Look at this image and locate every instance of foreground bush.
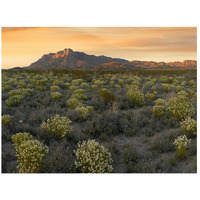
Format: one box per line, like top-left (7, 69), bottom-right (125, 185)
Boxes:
top-left (173, 135), bottom-right (191, 159)
top-left (99, 88), bottom-right (115, 101)
top-left (2, 114), bottom-right (11, 126)
top-left (11, 132), bottom-right (48, 173)
top-left (74, 139), bottom-right (113, 173)
top-left (166, 96), bottom-right (195, 120)
top-left (41, 114), bottom-right (73, 138)
top-left (181, 117), bottom-right (197, 136)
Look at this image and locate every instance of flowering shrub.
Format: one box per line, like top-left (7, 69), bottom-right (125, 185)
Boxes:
top-left (166, 96), bottom-right (195, 120)
top-left (74, 89), bottom-right (85, 94)
top-left (173, 135), bottom-right (191, 159)
top-left (67, 98), bottom-right (83, 109)
top-left (75, 106), bottom-right (94, 119)
top-left (71, 93), bottom-right (87, 100)
top-left (181, 117), bottom-right (197, 136)
top-left (12, 132), bottom-right (49, 173)
top-left (51, 92), bottom-right (62, 100)
top-left (153, 105), bottom-right (165, 117)
top-left (176, 86), bottom-right (184, 93)
top-left (126, 89), bottom-right (144, 106)
top-left (6, 95), bottom-right (24, 106)
top-left (155, 98), bottom-right (165, 106)
top-left (74, 139), bottom-right (113, 173)
top-left (115, 85), bottom-right (121, 89)
top-left (161, 84), bottom-right (171, 92)
top-left (69, 85), bottom-right (77, 91)
top-left (2, 114), bottom-right (11, 126)
top-left (80, 82), bottom-right (89, 88)
top-left (145, 91), bottom-right (157, 100)
top-left (92, 84), bottom-right (98, 89)
top-left (41, 114), bottom-right (73, 138)
top-left (50, 86), bottom-right (60, 91)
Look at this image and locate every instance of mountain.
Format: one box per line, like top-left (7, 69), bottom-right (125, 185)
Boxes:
top-left (28, 48), bottom-right (128, 69)
top-left (26, 48), bottom-right (197, 70)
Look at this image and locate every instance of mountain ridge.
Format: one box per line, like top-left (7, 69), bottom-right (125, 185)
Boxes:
top-left (24, 48), bottom-right (197, 70)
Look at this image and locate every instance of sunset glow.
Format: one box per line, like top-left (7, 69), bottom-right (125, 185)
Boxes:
top-left (2, 27), bottom-right (197, 69)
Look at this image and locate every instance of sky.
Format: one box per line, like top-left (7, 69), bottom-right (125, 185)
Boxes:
top-left (1, 27), bottom-right (197, 69)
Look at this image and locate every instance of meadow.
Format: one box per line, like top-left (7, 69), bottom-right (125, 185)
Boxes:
top-left (1, 69), bottom-right (197, 173)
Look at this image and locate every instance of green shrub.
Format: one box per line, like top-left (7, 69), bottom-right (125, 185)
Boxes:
top-left (41, 114), bottom-right (73, 138)
top-left (145, 92), bottom-right (157, 100)
top-left (166, 96), bottom-right (195, 120)
top-left (127, 89), bottom-right (144, 106)
top-left (69, 85), bottom-right (77, 91)
top-left (50, 85), bottom-right (60, 91)
top-left (12, 132), bottom-right (48, 173)
top-left (155, 98), bottom-right (165, 106)
top-left (2, 114), bottom-right (11, 126)
top-left (176, 86), bottom-right (184, 93)
top-left (71, 93), bottom-right (87, 100)
top-left (161, 84), bottom-right (171, 92)
top-left (75, 106), bottom-right (94, 119)
top-left (5, 95), bottom-right (24, 106)
top-left (80, 82), bottom-right (89, 88)
top-left (65, 82), bottom-right (70, 88)
top-left (173, 135), bottom-right (191, 159)
top-left (115, 85), bottom-right (121, 89)
top-left (51, 92), bottom-right (62, 100)
top-left (99, 88), bottom-right (115, 101)
top-left (151, 86), bottom-right (156, 92)
top-left (67, 98), bottom-right (83, 109)
top-left (189, 80), bottom-right (195, 87)
top-left (74, 89), bottom-right (85, 94)
top-left (74, 139), bottom-right (113, 173)
top-left (153, 105), bottom-right (165, 117)
top-left (92, 84), bottom-right (98, 89)
top-left (181, 117), bottom-right (197, 136)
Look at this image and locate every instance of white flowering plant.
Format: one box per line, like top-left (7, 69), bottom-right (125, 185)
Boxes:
top-left (166, 96), bottom-right (195, 120)
top-left (11, 132), bottom-right (49, 173)
top-left (41, 114), bottom-right (73, 138)
top-left (181, 117), bottom-right (197, 136)
top-left (173, 135), bottom-right (191, 159)
top-left (74, 139), bottom-right (113, 173)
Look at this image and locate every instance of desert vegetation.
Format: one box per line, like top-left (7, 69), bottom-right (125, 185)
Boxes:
top-left (1, 69), bottom-right (197, 173)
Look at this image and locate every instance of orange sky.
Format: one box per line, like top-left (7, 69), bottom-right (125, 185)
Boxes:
top-left (1, 27), bottom-right (197, 69)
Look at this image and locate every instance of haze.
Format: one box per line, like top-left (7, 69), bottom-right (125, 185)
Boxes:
top-left (1, 27), bottom-right (197, 69)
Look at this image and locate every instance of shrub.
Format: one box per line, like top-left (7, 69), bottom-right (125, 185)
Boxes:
top-left (145, 92), bottom-right (157, 100)
top-left (12, 133), bottom-right (49, 173)
top-left (177, 90), bottom-right (188, 99)
top-left (72, 79), bottom-right (83, 86)
top-left (189, 80), bottom-right (195, 87)
top-left (75, 106), bottom-right (94, 119)
top-left (115, 85), bottom-right (121, 89)
top-left (92, 84), bottom-right (98, 89)
top-left (161, 84), bottom-right (171, 92)
top-left (74, 139), bottom-right (113, 173)
top-left (173, 135), bottom-right (191, 159)
top-left (151, 86), bottom-right (156, 92)
top-left (153, 105), bottom-right (165, 117)
top-left (67, 98), bottom-right (83, 109)
top-left (71, 93), bottom-right (87, 100)
top-left (99, 88), bottom-right (115, 101)
top-left (155, 98), bottom-right (165, 106)
top-left (181, 117), bottom-right (197, 136)
top-left (176, 86), bottom-right (184, 93)
top-left (166, 96), bottom-right (195, 120)
top-left (41, 114), bottom-right (73, 138)
top-left (69, 85), bottom-right (77, 91)
top-left (80, 82), bottom-right (89, 88)
top-left (51, 92), bottom-right (62, 100)
top-left (5, 95), bottom-right (24, 106)
top-left (127, 89), bottom-right (144, 106)
top-left (74, 89), bottom-right (85, 94)
top-left (2, 114), bottom-right (11, 126)
top-left (50, 86), bottom-right (60, 91)
top-left (65, 82), bottom-right (70, 88)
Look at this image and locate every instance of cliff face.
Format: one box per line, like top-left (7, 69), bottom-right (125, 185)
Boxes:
top-left (27, 48), bottom-right (197, 70)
